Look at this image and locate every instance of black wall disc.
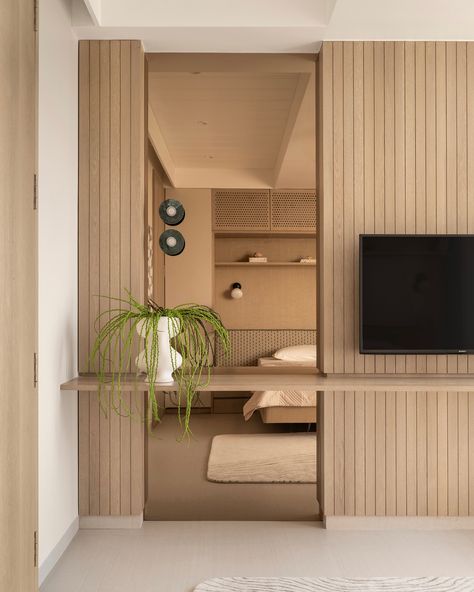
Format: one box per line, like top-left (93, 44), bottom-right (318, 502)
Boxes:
top-left (159, 229), bottom-right (185, 256)
top-left (159, 199), bottom-right (185, 226)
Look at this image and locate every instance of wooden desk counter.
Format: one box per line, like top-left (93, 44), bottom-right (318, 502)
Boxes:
top-left (61, 372), bottom-right (474, 393)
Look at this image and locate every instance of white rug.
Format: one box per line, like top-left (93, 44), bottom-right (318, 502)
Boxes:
top-left (207, 433), bottom-right (316, 483)
top-left (195, 577), bottom-right (474, 592)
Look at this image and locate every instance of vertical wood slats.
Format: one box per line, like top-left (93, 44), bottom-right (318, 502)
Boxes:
top-left (78, 41), bottom-right (145, 517)
top-left (319, 41), bottom-right (474, 375)
top-left (321, 391), bottom-right (474, 517)
top-left (318, 42), bottom-right (474, 517)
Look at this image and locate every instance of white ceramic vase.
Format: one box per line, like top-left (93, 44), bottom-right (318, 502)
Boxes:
top-left (135, 316), bottom-right (182, 384)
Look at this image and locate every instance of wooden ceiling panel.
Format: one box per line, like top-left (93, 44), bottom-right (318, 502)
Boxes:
top-left (147, 56), bottom-right (315, 188)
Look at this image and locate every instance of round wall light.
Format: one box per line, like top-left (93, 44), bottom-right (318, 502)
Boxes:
top-left (159, 199), bottom-right (185, 226)
top-left (159, 229), bottom-right (185, 256)
top-left (230, 282), bottom-right (243, 299)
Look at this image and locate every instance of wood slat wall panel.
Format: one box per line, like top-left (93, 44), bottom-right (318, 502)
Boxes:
top-left (321, 392), bottom-right (474, 517)
top-left (78, 40), bottom-right (146, 517)
top-left (318, 42), bottom-right (474, 517)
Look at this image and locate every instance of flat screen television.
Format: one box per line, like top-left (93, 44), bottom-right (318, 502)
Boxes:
top-left (359, 235), bottom-right (474, 354)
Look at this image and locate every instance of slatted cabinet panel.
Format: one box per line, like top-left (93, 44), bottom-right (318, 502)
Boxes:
top-left (319, 391), bottom-right (474, 517)
top-left (318, 42), bottom-right (474, 518)
top-left (78, 41), bottom-right (146, 517)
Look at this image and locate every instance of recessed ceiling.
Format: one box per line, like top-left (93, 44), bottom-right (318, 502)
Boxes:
top-left (147, 55), bottom-right (315, 189)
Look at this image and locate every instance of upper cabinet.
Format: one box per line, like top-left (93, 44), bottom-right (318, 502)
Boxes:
top-left (212, 189), bottom-right (316, 234)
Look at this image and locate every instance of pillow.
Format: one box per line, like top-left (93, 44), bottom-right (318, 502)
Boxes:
top-left (273, 344), bottom-right (317, 363)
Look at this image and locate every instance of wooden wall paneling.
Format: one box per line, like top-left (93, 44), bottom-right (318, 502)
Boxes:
top-left (333, 43), bottom-right (344, 373)
top-left (457, 43), bottom-right (468, 373)
top-left (119, 40), bottom-right (132, 516)
top-left (99, 40), bottom-right (111, 516)
top-left (395, 391), bottom-right (407, 515)
top-left (437, 391), bottom-right (448, 515)
top-left (404, 42), bottom-right (417, 373)
top-left (384, 42), bottom-right (396, 374)
top-left (364, 391), bottom-right (376, 515)
top-left (343, 43), bottom-right (355, 374)
top-left (394, 43), bottom-right (407, 374)
top-left (88, 40), bottom-right (101, 516)
top-left (468, 45), bottom-right (474, 374)
top-left (343, 391), bottom-right (355, 515)
top-left (353, 42), bottom-right (365, 375)
top-left (416, 391), bottom-right (428, 515)
top-left (425, 42), bottom-right (437, 374)
top-left (427, 390), bottom-right (438, 515)
top-left (318, 42), bottom-right (474, 518)
top-left (363, 42), bottom-right (375, 374)
top-left (78, 40), bottom-right (146, 517)
top-left (130, 39), bottom-right (146, 516)
top-left (78, 40), bottom-right (91, 517)
top-left (435, 44), bottom-right (449, 373)
top-left (321, 42), bottom-right (334, 374)
top-left (109, 40), bottom-right (122, 515)
top-left (374, 391), bottom-right (386, 515)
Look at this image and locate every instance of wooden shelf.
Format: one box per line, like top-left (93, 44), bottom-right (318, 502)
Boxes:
top-left (215, 262), bottom-right (316, 267)
top-left (61, 373), bottom-right (474, 393)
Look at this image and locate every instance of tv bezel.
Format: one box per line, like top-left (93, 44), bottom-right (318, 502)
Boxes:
top-left (359, 233), bottom-right (474, 355)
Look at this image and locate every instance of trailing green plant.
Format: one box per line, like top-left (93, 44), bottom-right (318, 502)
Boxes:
top-left (90, 291), bottom-right (230, 438)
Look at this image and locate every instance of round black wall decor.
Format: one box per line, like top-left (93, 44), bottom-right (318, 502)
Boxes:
top-left (159, 229), bottom-right (185, 256)
top-left (159, 199), bottom-right (185, 226)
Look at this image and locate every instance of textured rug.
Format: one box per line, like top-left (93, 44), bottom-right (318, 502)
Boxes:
top-left (207, 433), bottom-right (316, 483)
top-left (194, 577), bottom-right (474, 592)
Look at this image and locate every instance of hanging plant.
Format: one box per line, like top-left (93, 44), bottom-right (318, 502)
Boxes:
top-left (90, 291), bottom-right (230, 438)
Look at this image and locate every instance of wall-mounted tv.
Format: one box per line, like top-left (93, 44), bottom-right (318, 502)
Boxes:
top-left (359, 235), bottom-right (474, 354)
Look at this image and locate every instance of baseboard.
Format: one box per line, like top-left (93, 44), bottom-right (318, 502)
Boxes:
top-left (79, 513), bottom-right (143, 529)
top-left (324, 515), bottom-right (474, 530)
top-left (39, 516), bottom-right (79, 586)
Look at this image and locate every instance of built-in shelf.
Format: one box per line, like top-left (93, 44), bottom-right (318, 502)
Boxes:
top-left (215, 262), bottom-right (316, 267)
top-left (61, 373), bottom-right (474, 393)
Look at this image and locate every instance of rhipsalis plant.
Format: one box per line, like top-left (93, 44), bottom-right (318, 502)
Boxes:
top-left (90, 291), bottom-right (230, 438)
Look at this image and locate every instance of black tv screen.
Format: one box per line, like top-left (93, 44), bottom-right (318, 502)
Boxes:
top-left (360, 235), bottom-right (474, 354)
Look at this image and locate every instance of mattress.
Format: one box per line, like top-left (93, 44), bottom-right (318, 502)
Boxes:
top-left (243, 390), bottom-right (316, 421)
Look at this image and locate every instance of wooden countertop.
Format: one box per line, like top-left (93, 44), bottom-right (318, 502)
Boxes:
top-left (61, 373), bottom-right (474, 392)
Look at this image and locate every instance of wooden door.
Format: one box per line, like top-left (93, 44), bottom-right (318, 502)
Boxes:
top-left (0, 1), bottom-right (38, 590)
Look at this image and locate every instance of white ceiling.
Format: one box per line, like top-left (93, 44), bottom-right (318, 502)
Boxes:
top-left (73, 0), bottom-right (474, 51)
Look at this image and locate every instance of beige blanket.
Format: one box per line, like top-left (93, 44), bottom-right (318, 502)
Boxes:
top-left (243, 390), bottom-right (317, 421)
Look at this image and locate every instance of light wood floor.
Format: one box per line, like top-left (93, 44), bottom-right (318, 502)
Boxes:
top-left (40, 522), bottom-right (474, 592)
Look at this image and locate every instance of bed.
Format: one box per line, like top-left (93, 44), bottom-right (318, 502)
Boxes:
top-left (243, 355), bottom-right (317, 424)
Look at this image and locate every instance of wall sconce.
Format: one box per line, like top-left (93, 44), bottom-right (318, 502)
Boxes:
top-left (230, 282), bottom-right (243, 299)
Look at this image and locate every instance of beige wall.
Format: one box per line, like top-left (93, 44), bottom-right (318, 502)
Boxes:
top-left (164, 188), bottom-right (214, 308)
top-left (318, 41), bottom-right (474, 518)
top-left (78, 40), bottom-right (146, 517)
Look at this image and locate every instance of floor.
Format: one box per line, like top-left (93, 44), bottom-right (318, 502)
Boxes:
top-left (146, 413), bottom-right (317, 520)
top-left (41, 522), bottom-right (474, 592)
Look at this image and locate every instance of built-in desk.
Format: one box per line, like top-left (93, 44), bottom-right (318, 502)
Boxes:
top-left (61, 372), bottom-right (474, 392)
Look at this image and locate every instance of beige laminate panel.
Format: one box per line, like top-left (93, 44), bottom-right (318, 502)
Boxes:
top-left (62, 374), bottom-right (474, 393)
top-left (0, 1), bottom-right (37, 589)
top-left (78, 41), bottom-right (146, 517)
top-left (317, 41), bottom-right (474, 518)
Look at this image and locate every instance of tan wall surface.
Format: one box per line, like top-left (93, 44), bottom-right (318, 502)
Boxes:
top-left (78, 40), bottom-right (146, 517)
top-left (164, 188), bottom-right (214, 308)
top-left (318, 41), bottom-right (474, 517)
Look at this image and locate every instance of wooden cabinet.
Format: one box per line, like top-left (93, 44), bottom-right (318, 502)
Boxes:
top-left (212, 189), bottom-right (316, 233)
